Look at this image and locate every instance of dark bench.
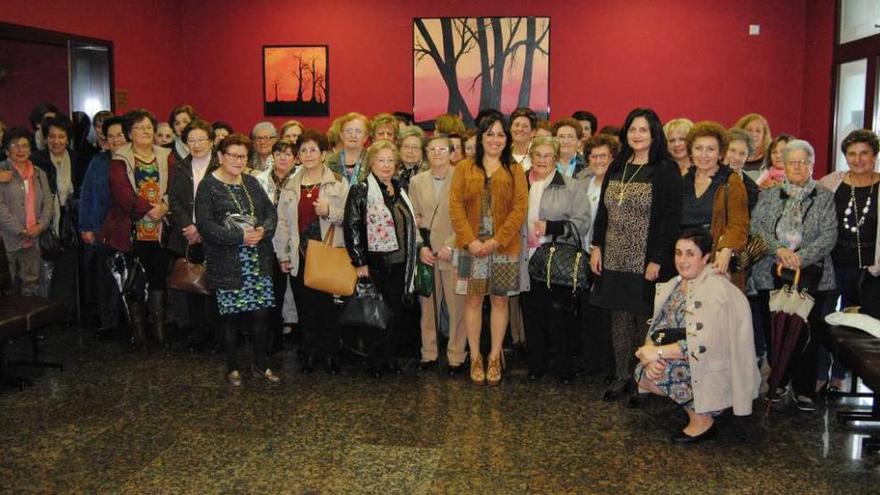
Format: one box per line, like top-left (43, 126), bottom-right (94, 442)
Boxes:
top-left (828, 325), bottom-right (880, 456)
top-left (0, 240), bottom-right (69, 390)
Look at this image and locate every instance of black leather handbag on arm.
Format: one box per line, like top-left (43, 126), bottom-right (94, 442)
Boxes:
top-left (338, 277), bottom-right (392, 333)
top-left (527, 220), bottom-right (591, 294)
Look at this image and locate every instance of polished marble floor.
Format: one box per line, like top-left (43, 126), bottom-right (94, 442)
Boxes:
top-left (1, 328), bottom-right (878, 494)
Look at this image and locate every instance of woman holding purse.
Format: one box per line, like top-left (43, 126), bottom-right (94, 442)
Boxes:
top-left (195, 133), bottom-right (279, 386)
top-left (274, 129), bottom-right (349, 374)
top-left (343, 140), bottom-right (427, 378)
top-left (520, 136), bottom-right (591, 383)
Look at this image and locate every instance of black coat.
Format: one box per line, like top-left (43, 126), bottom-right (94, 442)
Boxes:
top-left (195, 173), bottom-right (277, 290)
top-left (343, 175), bottom-right (418, 296)
top-left (168, 154), bottom-right (220, 255)
top-left (32, 149), bottom-right (84, 198)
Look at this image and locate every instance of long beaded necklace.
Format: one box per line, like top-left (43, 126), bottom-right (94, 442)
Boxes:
top-left (224, 177), bottom-right (255, 215)
top-left (617, 160), bottom-right (646, 205)
top-left (843, 173), bottom-right (876, 268)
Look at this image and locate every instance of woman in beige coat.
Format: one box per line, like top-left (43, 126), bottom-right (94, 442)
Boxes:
top-left (409, 134), bottom-right (466, 374)
top-left (274, 129), bottom-right (349, 374)
top-left (635, 228), bottom-right (760, 444)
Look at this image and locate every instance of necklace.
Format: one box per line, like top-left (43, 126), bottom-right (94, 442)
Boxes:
top-left (224, 178), bottom-right (255, 215)
top-left (302, 182), bottom-right (320, 198)
top-left (617, 160), bottom-right (646, 205)
top-left (843, 175), bottom-right (876, 268)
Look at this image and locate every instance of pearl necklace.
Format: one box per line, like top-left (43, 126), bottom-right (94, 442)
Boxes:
top-left (843, 174), bottom-right (876, 269)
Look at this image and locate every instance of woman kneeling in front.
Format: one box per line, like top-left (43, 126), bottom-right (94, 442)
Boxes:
top-left (635, 228), bottom-right (760, 443)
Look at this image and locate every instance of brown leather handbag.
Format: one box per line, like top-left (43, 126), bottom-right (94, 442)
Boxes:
top-left (168, 247), bottom-right (211, 295)
top-left (304, 227), bottom-right (357, 296)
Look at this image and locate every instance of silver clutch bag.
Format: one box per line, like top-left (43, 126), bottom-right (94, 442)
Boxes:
top-left (224, 213), bottom-right (257, 233)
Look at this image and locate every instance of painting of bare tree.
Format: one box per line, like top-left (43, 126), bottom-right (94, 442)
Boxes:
top-left (413, 17), bottom-right (549, 128)
top-left (263, 45), bottom-right (329, 116)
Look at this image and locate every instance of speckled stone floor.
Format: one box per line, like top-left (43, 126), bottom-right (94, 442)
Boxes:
top-left (1, 327), bottom-right (878, 494)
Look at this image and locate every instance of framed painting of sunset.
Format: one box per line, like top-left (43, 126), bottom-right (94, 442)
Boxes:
top-left (263, 45), bottom-right (329, 116)
top-left (413, 17), bottom-right (550, 128)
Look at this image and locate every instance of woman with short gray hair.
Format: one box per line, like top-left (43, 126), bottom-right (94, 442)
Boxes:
top-left (250, 121), bottom-right (278, 172)
top-left (750, 138), bottom-right (837, 412)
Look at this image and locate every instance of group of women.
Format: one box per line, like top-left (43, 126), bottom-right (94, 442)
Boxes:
top-left (2, 103), bottom-right (878, 444)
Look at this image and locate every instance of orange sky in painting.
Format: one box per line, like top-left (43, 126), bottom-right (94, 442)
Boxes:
top-left (264, 47), bottom-right (326, 102)
top-left (414, 17), bottom-right (549, 120)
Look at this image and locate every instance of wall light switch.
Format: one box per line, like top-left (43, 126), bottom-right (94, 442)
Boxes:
top-left (749, 24), bottom-right (760, 35)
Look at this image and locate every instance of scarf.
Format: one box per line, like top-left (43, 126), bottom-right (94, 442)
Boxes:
top-left (777, 179), bottom-right (817, 250)
top-left (174, 136), bottom-right (190, 160)
top-left (52, 151), bottom-right (73, 207)
top-left (339, 149), bottom-right (363, 185)
top-left (366, 173), bottom-right (416, 253)
top-left (14, 160), bottom-right (38, 248)
top-left (527, 169), bottom-right (554, 255)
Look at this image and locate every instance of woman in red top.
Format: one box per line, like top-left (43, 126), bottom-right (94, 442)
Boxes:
top-left (273, 129), bottom-right (349, 374)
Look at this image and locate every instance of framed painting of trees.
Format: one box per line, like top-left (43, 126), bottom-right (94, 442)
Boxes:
top-left (413, 17), bottom-right (550, 128)
top-left (263, 45), bottom-right (329, 116)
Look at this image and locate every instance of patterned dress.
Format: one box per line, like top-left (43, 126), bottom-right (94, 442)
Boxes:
top-left (134, 158), bottom-right (161, 242)
top-left (215, 183), bottom-right (275, 315)
top-left (634, 283), bottom-right (721, 416)
top-left (455, 185), bottom-right (520, 296)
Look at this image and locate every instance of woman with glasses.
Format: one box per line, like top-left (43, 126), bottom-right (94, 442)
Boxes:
top-left (397, 125), bottom-right (426, 192)
top-left (275, 129), bottom-right (349, 374)
top-left (168, 119), bottom-right (220, 352)
top-left (196, 133), bottom-right (279, 386)
top-left (0, 128), bottom-right (53, 296)
top-left (750, 139), bottom-right (837, 412)
top-left (249, 122), bottom-right (278, 172)
top-left (102, 109), bottom-right (175, 348)
top-left (552, 118), bottom-right (586, 178)
top-left (327, 112), bottom-right (370, 185)
top-left (254, 139), bottom-right (299, 354)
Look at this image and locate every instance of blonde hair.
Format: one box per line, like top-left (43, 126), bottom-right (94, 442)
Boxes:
top-left (663, 118), bottom-right (694, 138)
top-left (435, 114), bottom-right (466, 135)
top-left (397, 125), bottom-right (425, 147)
top-left (529, 136), bottom-right (560, 159)
top-left (734, 113), bottom-right (772, 152)
top-left (279, 119), bottom-right (304, 139)
top-left (366, 140), bottom-right (399, 172)
top-left (337, 112), bottom-right (371, 136)
top-left (371, 113), bottom-right (398, 140)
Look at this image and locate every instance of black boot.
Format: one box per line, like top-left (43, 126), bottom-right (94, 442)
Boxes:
top-left (147, 290), bottom-right (167, 346)
top-left (124, 294), bottom-right (147, 349)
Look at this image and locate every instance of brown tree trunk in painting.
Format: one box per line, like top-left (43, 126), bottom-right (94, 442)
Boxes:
top-left (517, 17), bottom-right (537, 108)
top-left (490, 18), bottom-right (505, 110)
top-left (292, 56), bottom-right (304, 103)
top-left (414, 18), bottom-right (474, 125)
top-left (475, 18), bottom-right (492, 112)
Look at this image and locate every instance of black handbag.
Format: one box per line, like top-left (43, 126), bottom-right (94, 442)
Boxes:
top-left (528, 220), bottom-right (590, 293)
top-left (338, 278), bottom-right (392, 332)
top-left (38, 228), bottom-right (62, 261)
top-left (649, 327), bottom-right (686, 346)
top-left (107, 250), bottom-right (147, 298)
top-left (58, 205), bottom-right (80, 251)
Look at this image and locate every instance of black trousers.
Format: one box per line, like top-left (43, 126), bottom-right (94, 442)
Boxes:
top-left (291, 257), bottom-right (340, 360)
top-left (580, 297), bottom-right (614, 377)
top-left (756, 289), bottom-right (827, 399)
top-left (222, 308), bottom-right (270, 373)
top-left (366, 262), bottom-right (406, 368)
top-left (521, 277), bottom-right (581, 377)
top-left (268, 260), bottom-right (287, 347)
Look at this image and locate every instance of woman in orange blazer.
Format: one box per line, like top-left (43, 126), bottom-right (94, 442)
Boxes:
top-left (449, 113), bottom-right (528, 385)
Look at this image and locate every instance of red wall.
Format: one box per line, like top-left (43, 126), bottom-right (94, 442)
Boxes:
top-left (0, 0), bottom-right (180, 118)
top-left (0, 39), bottom-right (70, 128)
top-left (2, 0), bottom-right (835, 173)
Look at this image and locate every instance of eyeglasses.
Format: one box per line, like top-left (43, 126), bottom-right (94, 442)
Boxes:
top-left (785, 159), bottom-right (811, 168)
top-left (8, 142), bottom-right (29, 150)
top-left (224, 152), bottom-right (248, 162)
top-left (428, 147), bottom-right (449, 154)
top-left (254, 135), bottom-right (276, 141)
top-left (532, 152), bottom-right (555, 161)
top-left (401, 145), bottom-right (422, 151)
top-left (107, 133), bottom-right (126, 141)
top-left (589, 153), bottom-right (611, 162)
top-left (343, 128), bottom-right (365, 136)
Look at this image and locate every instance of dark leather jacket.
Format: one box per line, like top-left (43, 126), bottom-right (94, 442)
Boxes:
top-left (168, 153), bottom-right (219, 255)
top-left (343, 174), bottom-right (418, 296)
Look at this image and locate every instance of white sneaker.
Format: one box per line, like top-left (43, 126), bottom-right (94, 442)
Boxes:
top-left (228, 370), bottom-right (242, 387)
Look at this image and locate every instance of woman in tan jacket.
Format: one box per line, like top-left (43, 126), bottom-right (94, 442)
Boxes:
top-left (635, 228), bottom-right (760, 444)
top-left (274, 129), bottom-right (349, 374)
top-left (680, 121), bottom-right (749, 289)
top-left (449, 114), bottom-right (528, 385)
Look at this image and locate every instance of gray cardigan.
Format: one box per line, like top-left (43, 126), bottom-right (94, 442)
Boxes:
top-left (749, 183), bottom-right (837, 291)
top-left (0, 160), bottom-right (53, 252)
